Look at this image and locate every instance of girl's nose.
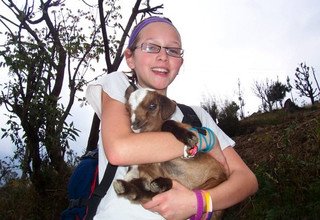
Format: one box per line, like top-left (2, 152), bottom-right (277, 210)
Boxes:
top-left (156, 48), bottom-right (168, 61)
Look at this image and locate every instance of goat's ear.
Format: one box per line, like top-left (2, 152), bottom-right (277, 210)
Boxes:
top-left (125, 85), bottom-right (136, 101)
top-left (159, 95), bottom-right (177, 120)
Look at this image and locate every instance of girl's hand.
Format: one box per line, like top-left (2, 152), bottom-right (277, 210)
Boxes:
top-left (142, 180), bottom-right (197, 220)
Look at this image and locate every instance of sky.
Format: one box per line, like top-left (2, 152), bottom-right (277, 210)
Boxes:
top-left (1, 0), bottom-right (320, 157)
top-left (162, 0), bottom-right (320, 108)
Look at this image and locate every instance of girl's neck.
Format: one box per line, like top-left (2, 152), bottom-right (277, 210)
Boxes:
top-left (137, 83), bottom-right (167, 96)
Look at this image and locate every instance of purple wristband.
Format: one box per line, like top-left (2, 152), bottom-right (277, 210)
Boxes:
top-left (190, 190), bottom-right (203, 220)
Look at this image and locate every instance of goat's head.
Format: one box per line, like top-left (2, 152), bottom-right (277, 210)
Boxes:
top-left (125, 85), bottom-right (177, 133)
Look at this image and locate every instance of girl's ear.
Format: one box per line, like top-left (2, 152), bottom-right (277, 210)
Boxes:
top-left (124, 48), bottom-right (135, 69)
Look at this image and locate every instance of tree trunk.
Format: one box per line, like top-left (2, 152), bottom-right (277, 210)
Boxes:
top-left (86, 113), bottom-right (101, 152)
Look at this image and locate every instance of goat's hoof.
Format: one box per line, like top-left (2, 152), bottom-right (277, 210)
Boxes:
top-left (187, 132), bottom-right (198, 147)
top-left (113, 180), bottom-right (138, 201)
top-left (150, 177), bottom-right (173, 193)
top-left (113, 180), bottom-right (126, 194)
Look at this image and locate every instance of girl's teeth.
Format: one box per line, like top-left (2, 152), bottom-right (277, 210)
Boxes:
top-left (152, 68), bottom-right (168, 73)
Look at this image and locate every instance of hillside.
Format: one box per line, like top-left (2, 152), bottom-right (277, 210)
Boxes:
top-left (224, 104), bottom-right (320, 219)
top-left (0, 103), bottom-right (319, 219)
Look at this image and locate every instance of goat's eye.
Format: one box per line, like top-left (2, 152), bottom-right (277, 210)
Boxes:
top-left (148, 103), bottom-right (157, 111)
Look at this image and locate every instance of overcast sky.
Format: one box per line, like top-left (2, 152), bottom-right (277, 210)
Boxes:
top-left (162, 0), bottom-right (320, 108)
top-left (1, 0), bottom-right (320, 157)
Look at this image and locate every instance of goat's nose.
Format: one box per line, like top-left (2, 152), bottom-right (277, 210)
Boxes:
top-left (131, 121), bottom-right (142, 133)
top-left (131, 120), bottom-right (140, 130)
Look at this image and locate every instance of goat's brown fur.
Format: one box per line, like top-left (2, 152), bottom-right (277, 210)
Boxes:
top-left (113, 86), bottom-right (227, 219)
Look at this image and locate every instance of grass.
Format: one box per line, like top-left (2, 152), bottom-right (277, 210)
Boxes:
top-left (225, 105), bottom-right (320, 219)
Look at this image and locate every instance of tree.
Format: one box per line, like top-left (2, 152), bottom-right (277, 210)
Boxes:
top-left (0, 0), bottom-right (104, 217)
top-left (0, 0), bottom-right (164, 218)
top-left (218, 101), bottom-right (239, 137)
top-left (252, 79), bottom-right (274, 112)
top-left (267, 78), bottom-right (290, 108)
top-left (294, 62), bottom-right (319, 105)
top-left (252, 78), bottom-right (289, 112)
top-left (237, 78), bottom-right (245, 119)
top-left (201, 96), bottom-right (240, 137)
top-left (201, 95), bottom-right (219, 122)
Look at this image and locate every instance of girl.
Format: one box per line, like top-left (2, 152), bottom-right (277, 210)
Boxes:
top-left (86, 16), bottom-right (258, 220)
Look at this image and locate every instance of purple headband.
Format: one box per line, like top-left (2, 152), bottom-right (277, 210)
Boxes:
top-left (128, 16), bottom-right (174, 48)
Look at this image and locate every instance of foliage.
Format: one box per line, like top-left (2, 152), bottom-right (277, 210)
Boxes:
top-left (0, 2), bottom-right (103, 215)
top-left (201, 95), bottom-right (219, 121)
top-left (201, 98), bottom-right (241, 137)
top-left (0, 179), bottom-right (36, 219)
top-left (294, 62), bottom-right (319, 105)
top-left (0, 157), bottom-right (18, 186)
top-left (201, 96), bottom-right (240, 137)
top-left (0, 0), bottom-right (165, 218)
top-left (225, 104), bottom-right (320, 219)
top-left (267, 79), bottom-right (290, 108)
top-left (217, 100), bottom-right (239, 137)
top-left (253, 78), bottom-right (290, 112)
top-left (0, 175), bottom-right (70, 219)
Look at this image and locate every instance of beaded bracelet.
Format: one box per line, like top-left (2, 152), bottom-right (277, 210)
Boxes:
top-left (182, 145), bottom-right (198, 159)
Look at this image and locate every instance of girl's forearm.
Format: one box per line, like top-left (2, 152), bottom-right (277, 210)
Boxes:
top-left (207, 147), bottom-right (258, 210)
top-left (208, 168), bottom-right (258, 210)
top-left (103, 131), bottom-right (185, 165)
top-left (101, 92), bottom-right (185, 165)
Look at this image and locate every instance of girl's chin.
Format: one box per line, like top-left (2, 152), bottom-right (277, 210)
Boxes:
top-left (152, 82), bottom-right (171, 90)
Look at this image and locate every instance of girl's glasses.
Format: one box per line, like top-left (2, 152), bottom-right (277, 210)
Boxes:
top-left (135, 43), bottom-right (184, 58)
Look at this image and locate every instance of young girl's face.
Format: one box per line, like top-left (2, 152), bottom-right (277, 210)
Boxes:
top-left (125, 22), bottom-right (183, 94)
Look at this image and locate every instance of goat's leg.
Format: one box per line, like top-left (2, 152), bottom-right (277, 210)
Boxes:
top-left (150, 177), bottom-right (173, 193)
top-left (161, 120), bottom-right (198, 147)
top-left (113, 178), bottom-right (157, 203)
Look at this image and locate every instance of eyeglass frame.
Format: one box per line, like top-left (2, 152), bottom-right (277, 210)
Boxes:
top-left (134, 42), bottom-right (184, 58)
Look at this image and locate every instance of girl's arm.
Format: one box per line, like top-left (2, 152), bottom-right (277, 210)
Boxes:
top-left (142, 147), bottom-right (258, 220)
top-left (101, 91), bottom-right (185, 165)
top-left (207, 147), bottom-right (258, 209)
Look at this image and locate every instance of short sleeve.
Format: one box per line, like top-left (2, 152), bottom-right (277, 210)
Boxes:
top-left (85, 71), bottom-right (130, 119)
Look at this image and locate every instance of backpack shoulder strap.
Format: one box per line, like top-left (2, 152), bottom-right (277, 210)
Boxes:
top-left (177, 103), bottom-right (202, 127)
top-left (85, 163), bottom-right (118, 220)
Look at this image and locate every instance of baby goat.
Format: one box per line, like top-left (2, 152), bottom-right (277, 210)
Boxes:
top-left (113, 86), bottom-right (227, 205)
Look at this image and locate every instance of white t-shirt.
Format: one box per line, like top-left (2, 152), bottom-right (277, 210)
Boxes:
top-left (85, 71), bottom-right (235, 220)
